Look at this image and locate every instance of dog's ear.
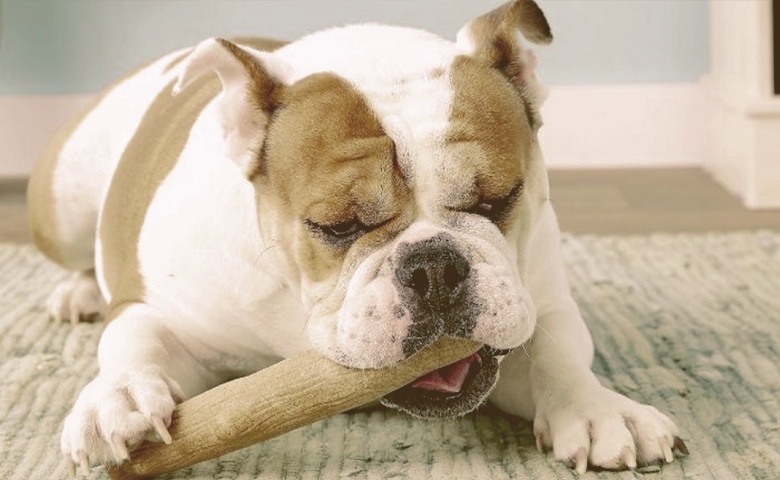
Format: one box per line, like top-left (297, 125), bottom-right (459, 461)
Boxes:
top-left (457, 0), bottom-right (552, 123)
top-left (174, 38), bottom-right (284, 173)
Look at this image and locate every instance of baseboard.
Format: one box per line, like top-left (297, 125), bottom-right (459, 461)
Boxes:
top-left (0, 83), bottom-right (707, 177)
top-left (539, 83), bottom-right (708, 169)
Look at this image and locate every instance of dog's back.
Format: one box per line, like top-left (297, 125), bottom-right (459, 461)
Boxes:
top-left (27, 48), bottom-right (192, 270)
top-left (26, 38), bottom-right (284, 274)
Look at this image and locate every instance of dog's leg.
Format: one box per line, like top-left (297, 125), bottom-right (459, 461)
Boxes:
top-left (46, 270), bottom-right (107, 324)
top-left (27, 102), bottom-right (111, 324)
top-left (493, 312), bottom-right (684, 473)
top-left (490, 203), bottom-right (683, 473)
top-left (28, 149), bottom-right (109, 324)
top-left (60, 302), bottom-right (220, 475)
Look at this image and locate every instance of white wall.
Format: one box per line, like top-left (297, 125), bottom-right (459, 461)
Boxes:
top-left (0, 0), bottom-right (708, 94)
top-left (0, 0), bottom-right (710, 176)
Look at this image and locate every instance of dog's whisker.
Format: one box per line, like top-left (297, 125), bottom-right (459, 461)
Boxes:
top-left (258, 243), bottom-right (277, 258)
top-left (533, 323), bottom-right (565, 352)
top-left (520, 343), bottom-right (532, 361)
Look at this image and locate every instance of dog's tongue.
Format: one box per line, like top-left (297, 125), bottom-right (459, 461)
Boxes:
top-left (411, 353), bottom-right (481, 393)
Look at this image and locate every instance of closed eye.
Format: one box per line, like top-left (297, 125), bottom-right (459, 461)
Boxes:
top-left (305, 219), bottom-right (366, 247)
top-left (468, 182), bottom-right (524, 222)
top-left (321, 220), bottom-right (363, 238)
top-left (305, 217), bottom-right (392, 248)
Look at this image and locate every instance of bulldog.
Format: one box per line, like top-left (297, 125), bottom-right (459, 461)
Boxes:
top-left (28, 0), bottom-right (685, 475)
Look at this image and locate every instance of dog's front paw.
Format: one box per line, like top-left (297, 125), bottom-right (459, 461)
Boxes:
top-left (533, 385), bottom-right (687, 473)
top-left (47, 270), bottom-right (106, 324)
top-left (61, 371), bottom-right (184, 475)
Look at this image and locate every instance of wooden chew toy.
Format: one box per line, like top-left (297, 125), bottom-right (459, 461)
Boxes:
top-left (108, 337), bottom-right (482, 480)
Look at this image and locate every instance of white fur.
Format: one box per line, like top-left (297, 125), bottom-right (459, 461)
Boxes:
top-left (308, 219), bottom-right (536, 368)
top-left (51, 15), bottom-right (682, 477)
top-left (266, 24), bottom-right (463, 190)
top-left (46, 271), bottom-right (106, 325)
top-left (50, 49), bottom-right (191, 273)
top-left (174, 39), bottom-right (269, 168)
top-left (263, 26), bottom-right (539, 365)
top-left (136, 96), bottom-right (309, 368)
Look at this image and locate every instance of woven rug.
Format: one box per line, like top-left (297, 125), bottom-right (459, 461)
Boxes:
top-left (2, 232), bottom-right (779, 480)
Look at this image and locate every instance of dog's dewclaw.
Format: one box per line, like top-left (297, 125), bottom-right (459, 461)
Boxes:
top-left (107, 337), bottom-right (482, 480)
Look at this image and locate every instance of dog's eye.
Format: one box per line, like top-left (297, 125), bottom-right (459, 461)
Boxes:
top-left (473, 201), bottom-right (498, 217)
top-left (305, 219), bottom-right (367, 246)
top-left (469, 182), bottom-right (524, 222)
top-left (469, 197), bottom-right (509, 221)
top-left (323, 220), bottom-right (363, 238)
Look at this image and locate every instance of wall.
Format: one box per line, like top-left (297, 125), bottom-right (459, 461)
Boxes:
top-left (0, 0), bottom-right (710, 175)
top-left (703, 0), bottom-right (780, 209)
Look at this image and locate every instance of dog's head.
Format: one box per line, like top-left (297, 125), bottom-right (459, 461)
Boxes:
top-left (175, 0), bottom-right (552, 418)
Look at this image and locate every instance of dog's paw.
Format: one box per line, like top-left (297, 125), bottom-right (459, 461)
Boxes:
top-left (533, 385), bottom-right (687, 473)
top-left (47, 270), bottom-right (106, 324)
top-left (61, 371), bottom-right (184, 476)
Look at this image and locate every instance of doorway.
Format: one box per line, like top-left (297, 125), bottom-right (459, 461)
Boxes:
top-left (775, 0), bottom-right (780, 94)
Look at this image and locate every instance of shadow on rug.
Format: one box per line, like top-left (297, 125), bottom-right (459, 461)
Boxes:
top-left (1, 232), bottom-right (779, 479)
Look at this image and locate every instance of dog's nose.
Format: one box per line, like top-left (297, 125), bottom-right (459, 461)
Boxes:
top-left (395, 235), bottom-right (470, 308)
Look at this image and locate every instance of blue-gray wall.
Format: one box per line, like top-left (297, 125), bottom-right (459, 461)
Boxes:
top-left (0, 0), bottom-right (709, 95)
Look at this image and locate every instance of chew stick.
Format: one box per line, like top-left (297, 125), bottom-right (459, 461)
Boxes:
top-left (108, 338), bottom-right (482, 480)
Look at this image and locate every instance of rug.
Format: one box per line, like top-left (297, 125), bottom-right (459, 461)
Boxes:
top-left (1, 232), bottom-right (779, 480)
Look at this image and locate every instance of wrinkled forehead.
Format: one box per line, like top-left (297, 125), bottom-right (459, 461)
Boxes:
top-left (267, 25), bottom-right (531, 204)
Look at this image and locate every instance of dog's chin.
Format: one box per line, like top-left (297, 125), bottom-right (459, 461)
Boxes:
top-left (379, 346), bottom-right (512, 419)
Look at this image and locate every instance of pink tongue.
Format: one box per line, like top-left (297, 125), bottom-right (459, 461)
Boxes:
top-left (411, 353), bottom-right (482, 393)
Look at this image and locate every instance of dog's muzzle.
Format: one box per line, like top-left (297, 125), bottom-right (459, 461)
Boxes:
top-left (393, 233), bottom-right (478, 357)
top-left (381, 345), bottom-right (513, 418)
top-left (380, 233), bottom-right (513, 418)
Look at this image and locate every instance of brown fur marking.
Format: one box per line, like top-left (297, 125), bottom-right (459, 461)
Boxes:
top-left (27, 99), bottom-right (102, 269)
top-left (99, 76), bottom-right (221, 320)
top-left (258, 73), bottom-right (411, 284)
top-left (444, 55), bottom-right (531, 229)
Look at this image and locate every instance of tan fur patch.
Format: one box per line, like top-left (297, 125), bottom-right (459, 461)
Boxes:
top-left (99, 76), bottom-right (221, 319)
top-left (258, 73), bottom-right (411, 284)
top-left (27, 47), bottom-right (197, 272)
top-left (231, 37), bottom-right (287, 53)
top-left (444, 55), bottom-right (532, 228)
top-left (161, 50), bottom-right (195, 75)
top-left (216, 38), bottom-right (282, 113)
top-left (464, 0), bottom-right (552, 66)
top-left (99, 38), bottom-right (285, 320)
top-left (27, 99), bottom-right (100, 269)
top-left (29, 38), bottom-right (283, 279)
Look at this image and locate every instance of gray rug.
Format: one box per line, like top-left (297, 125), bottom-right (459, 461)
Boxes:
top-left (2, 232), bottom-right (779, 480)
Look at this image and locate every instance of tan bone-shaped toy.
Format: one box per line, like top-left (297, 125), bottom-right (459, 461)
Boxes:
top-left (107, 338), bottom-right (482, 480)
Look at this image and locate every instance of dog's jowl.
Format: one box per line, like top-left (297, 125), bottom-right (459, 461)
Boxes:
top-left (27, 0), bottom-right (686, 475)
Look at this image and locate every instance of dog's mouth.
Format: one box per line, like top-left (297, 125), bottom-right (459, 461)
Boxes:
top-left (380, 346), bottom-right (513, 418)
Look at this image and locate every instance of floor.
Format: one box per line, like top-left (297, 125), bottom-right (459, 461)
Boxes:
top-left (0, 178), bottom-right (30, 244)
top-left (549, 168), bottom-right (780, 234)
top-left (3, 168), bottom-right (780, 244)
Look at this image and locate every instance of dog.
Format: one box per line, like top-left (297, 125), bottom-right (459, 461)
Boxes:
top-left (28, 0), bottom-right (686, 475)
